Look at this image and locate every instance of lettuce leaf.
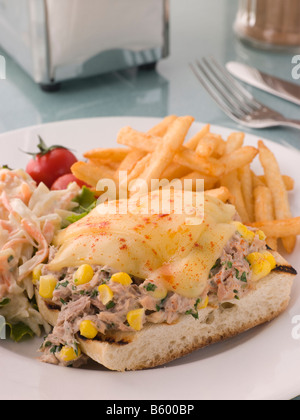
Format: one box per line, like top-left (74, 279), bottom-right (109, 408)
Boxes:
top-left (67, 186), bottom-right (97, 224)
top-left (5, 321), bottom-right (35, 342)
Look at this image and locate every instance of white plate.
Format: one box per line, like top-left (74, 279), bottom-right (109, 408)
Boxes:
top-left (0, 117), bottom-right (299, 401)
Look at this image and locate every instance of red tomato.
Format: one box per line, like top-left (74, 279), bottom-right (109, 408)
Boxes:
top-left (51, 174), bottom-right (89, 190)
top-left (25, 137), bottom-right (78, 188)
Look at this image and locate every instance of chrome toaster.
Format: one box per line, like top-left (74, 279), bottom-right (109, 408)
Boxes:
top-left (0, 0), bottom-right (169, 91)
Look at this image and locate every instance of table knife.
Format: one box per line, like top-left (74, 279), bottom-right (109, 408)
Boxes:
top-left (226, 61), bottom-right (300, 106)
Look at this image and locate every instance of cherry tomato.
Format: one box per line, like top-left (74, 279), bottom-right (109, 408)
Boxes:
top-left (51, 174), bottom-right (90, 190)
top-left (25, 137), bottom-right (78, 188)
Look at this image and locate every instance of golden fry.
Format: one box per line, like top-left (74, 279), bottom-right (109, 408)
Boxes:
top-left (161, 162), bottom-right (191, 180)
top-left (180, 171), bottom-right (218, 191)
top-left (258, 174), bottom-right (295, 192)
top-left (205, 186), bottom-right (235, 204)
top-left (238, 164), bottom-right (254, 223)
top-left (225, 132), bottom-right (245, 154)
top-left (71, 161), bottom-right (115, 188)
top-left (196, 134), bottom-right (218, 157)
top-left (184, 124), bottom-right (210, 150)
top-left (221, 146), bottom-right (258, 174)
top-left (258, 140), bottom-right (296, 253)
top-left (84, 147), bottom-right (129, 162)
top-left (147, 115), bottom-right (178, 137)
top-left (253, 185), bottom-right (277, 251)
top-left (117, 149), bottom-right (146, 173)
top-left (174, 149), bottom-right (225, 177)
top-left (117, 125), bottom-right (225, 177)
top-left (250, 217), bottom-right (300, 238)
top-left (139, 116), bottom-right (195, 187)
top-left (221, 170), bottom-right (250, 224)
top-left (117, 127), bottom-right (157, 151)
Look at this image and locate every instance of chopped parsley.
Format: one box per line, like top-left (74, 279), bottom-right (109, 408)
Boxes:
top-left (185, 309), bottom-right (199, 319)
top-left (240, 272), bottom-right (247, 283)
top-left (74, 343), bottom-right (80, 357)
top-left (50, 344), bottom-right (62, 354)
top-left (90, 289), bottom-right (99, 298)
top-left (145, 283), bottom-right (157, 292)
top-left (194, 298), bottom-right (201, 310)
top-left (106, 301), bottom-right (115, 310)
top-left (60, 280), bottom-right (69, 288)
top-left (211, 259), bottom-right (221, 270)
top-left (233, 289), bottom-right (239, 300)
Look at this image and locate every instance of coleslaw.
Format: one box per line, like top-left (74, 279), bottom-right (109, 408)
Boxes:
top-left (0, 168), bottom-right (81, 339)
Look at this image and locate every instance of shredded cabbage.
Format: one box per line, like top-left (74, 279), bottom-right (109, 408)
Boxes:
top-left (0, 168), bottom-right (81, 338)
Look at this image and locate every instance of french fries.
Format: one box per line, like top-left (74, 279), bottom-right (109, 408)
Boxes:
top-left (250, 218), bottom-right (300, 238)
top-left (221, 146), bottom-right (258, 174)
top-left (205, 186), bottom-right (235, 204)
top-left (253, 185), bottom-right (277, 251)
top-left (258, 140), bottom-right (296, 253)
top-left (71, 161), bottom-right (115, 188)
top-left (84, 147), bottom-right (129, 162)
top-left (136, 116), bottom-right (195, 188)
top-left (71, 115), bottom-right (298, 254)
top-left (221, 170), bottom-right (250, 224)
top-left (238, 164), bottom-right (254, 223)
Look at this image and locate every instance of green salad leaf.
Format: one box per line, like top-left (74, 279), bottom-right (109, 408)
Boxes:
top-left (67, 186), bottom-right (97, 224)
top-left (5, 322), bottom-right (35, 342)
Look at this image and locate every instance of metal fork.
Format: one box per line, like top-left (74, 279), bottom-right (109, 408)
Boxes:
top-left (190, 57), bottom-right (300, 130)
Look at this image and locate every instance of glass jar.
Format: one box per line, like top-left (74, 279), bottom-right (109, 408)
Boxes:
top-left (234, 0), bottom-right (300, 52)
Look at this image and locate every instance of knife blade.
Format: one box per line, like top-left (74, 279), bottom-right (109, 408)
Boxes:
top-left (226, 61), bottom-right (300, 106)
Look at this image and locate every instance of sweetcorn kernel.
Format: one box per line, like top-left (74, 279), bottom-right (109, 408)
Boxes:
top-left (74, 264), bottom-right (94, 285)
top-left (32, 264), bottom-right (44, 285)
top-left (246, 252), bottom-right (275, 282)
top-left (111, 272), bottom-right (132, 286)
top-left (39, 275), bottom-right (57, 299)
top-left (98, 284), bottom-right (114, 305)
top-left (59, 345), bottom-right (81, 362)
top-left (79, 320), bottom-right (98, 339)
top-left (197, 296), bottom-right (209, 310)
top-left (127, 308), bottom-right (145, 331)
top-left (233, 221), bottom-right (255, 242)
top-left (258, 230), bottom-right (267, 241)
top-left (261, 251), bottom-right (276, 271)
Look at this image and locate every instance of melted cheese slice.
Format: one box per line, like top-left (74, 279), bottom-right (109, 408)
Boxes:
top-left (48, 190), bottom-right (236, 298)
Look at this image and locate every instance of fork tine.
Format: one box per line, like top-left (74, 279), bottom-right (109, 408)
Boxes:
top-left (190, 62), bottom-right (243, 123)
top-left (191, 56), bottom-right (289, 129)
top-left (200, 58), bottom-right (259, 115)
top-left (206, 57), bottom-right (263, 111)
top-left (194, 59), bottom-right (247, 119)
